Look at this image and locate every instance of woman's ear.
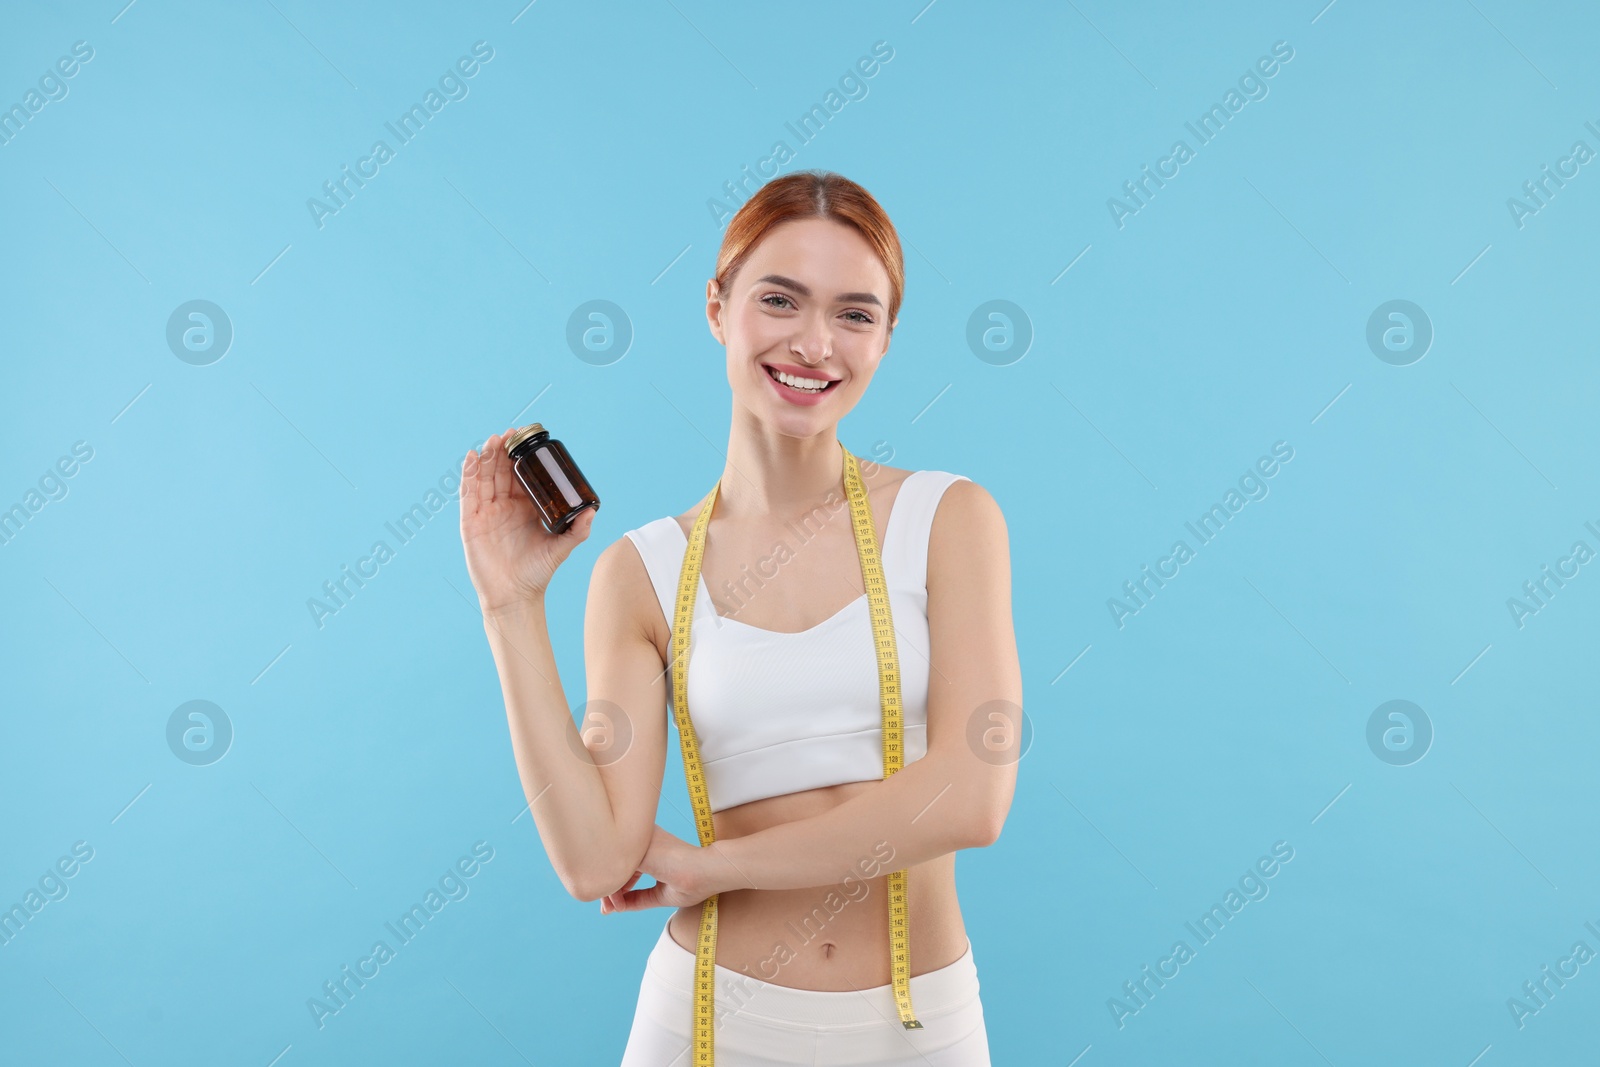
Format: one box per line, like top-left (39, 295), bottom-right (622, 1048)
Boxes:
top-left (705, 279), bottom-right (726, 346)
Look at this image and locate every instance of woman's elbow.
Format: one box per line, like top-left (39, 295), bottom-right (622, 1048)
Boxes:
top-left (560, 856), bottom-right (623, 903)
top-left (966, 806), bottom-right (1007, 848)
top-left (965, 780), bottom-right (1016, 848)
top-left (559, 865), bottom-right (601, 903)
top-left (567, 836), bottom-right (646, 902)
top-left (566, 870), bottom-right (616, 904)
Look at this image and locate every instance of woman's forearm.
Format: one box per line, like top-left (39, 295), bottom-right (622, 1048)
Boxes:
top-left (704, 752), bottom-right (996, 895)
top-left (483, 597), bottom-right (616, 900)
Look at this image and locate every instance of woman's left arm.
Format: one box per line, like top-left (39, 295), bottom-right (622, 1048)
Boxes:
top-left (700, 478), bottom-right (1023, 895)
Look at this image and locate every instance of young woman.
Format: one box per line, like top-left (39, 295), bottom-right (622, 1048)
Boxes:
top-left (460, 171), bottom-right (1021, 1064)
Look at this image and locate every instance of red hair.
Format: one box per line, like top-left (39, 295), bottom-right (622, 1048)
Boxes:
top-left (713, 170), bottom-right (905, 329)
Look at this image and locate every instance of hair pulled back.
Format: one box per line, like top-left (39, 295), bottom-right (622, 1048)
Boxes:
top-left (713, 170), bottom-right (905, 329)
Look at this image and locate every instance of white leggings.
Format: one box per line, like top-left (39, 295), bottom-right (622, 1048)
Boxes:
top-left (619, 917), bottom-right (991, 1065)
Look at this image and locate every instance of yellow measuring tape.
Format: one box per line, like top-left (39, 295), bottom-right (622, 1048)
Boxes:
top-left (669, 441), bottom-right (921, 1064)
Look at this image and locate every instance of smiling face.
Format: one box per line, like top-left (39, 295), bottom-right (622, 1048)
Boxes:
top-left (706, 216), bottom-right (897, 435)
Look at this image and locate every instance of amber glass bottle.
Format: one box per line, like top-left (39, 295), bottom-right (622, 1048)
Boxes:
top-left (503, 423), bottom-right (599, 535)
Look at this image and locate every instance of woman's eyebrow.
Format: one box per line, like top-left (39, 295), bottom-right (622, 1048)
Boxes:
top-left (755, 273), bottom-right (883, 308)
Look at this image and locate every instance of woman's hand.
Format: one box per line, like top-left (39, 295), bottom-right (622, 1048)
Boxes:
top-left (599, 825), bottom-right (729, 914)
top-left (460, 428), bottom-right (598, 615)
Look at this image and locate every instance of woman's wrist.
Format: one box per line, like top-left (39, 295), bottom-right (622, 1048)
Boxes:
top-left (481, 592), bottom-right (546, 623)
top-left (705, 839), bottom-right (757, 895)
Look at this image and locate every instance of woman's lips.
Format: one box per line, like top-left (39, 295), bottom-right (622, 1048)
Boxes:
top-left (763, 365), bottom-right (838, 406)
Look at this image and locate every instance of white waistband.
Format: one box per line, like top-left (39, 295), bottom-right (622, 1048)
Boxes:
top-left (645, 916), bottom-right (981, 1030)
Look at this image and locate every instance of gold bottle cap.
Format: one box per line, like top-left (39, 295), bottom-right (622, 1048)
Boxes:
top-left (504, 423), bottom-right (546, 456)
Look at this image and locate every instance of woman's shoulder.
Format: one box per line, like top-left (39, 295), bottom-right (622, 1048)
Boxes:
top-left (889, 464), bottom-right (990, 504)
top-left (927, 473), bottom-right (1005, 542)
top-left (863, 460), bottom-right (917, 487)
top-left (868, 463), bottom-right (998, 526)
top-left (614, 514), bottom-right (679, 555)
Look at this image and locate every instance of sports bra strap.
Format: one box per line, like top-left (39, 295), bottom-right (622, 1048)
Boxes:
top-left (881, 469), bottom-right (968, 593)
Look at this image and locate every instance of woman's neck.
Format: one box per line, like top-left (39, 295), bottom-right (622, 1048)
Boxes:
top-left (715, 422), bottom-right (845, 524)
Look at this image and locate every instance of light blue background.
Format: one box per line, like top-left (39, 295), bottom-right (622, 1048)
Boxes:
top-left (3, 1), bottom-right (1598, 1063)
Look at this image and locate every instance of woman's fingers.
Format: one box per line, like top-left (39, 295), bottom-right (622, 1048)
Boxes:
top-left (492, 429), bottom-right (513, 502)
top-left (601, 871), bottom-right (669, 913)
top-left (460, 450), bottom-right (477, 519)
top-left (570, 507), bottom-right (596, 541)
top-left (473, 436), bottom-right (494, 512)
top-left (613, 881), bottom-right (666, 912)
top-left (600, 870), bottom-right (643, 914)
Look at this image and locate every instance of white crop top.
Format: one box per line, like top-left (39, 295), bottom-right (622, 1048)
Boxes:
top-left (622, 469), bottom-right (970, 813)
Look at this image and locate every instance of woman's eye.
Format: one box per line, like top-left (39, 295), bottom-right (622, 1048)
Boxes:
top-left (759, 295), bottom-right (871, 324)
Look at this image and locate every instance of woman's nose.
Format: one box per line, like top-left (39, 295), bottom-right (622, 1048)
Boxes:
top-left (790, 315), bottom-right (833, 362)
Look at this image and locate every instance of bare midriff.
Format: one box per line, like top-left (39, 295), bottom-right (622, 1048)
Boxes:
top-left (665, 784), bottom-right (968, 991)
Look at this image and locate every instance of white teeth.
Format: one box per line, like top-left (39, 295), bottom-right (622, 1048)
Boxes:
top-left (769, 367), bottom-right (830, 392)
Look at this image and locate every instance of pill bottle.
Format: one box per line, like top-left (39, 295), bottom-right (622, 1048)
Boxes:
top-left (503, 423), bottom-right (600, 535)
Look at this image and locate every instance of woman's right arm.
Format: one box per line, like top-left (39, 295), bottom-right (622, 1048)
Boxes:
top-left (461, 430), bottom-right (668, 903)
